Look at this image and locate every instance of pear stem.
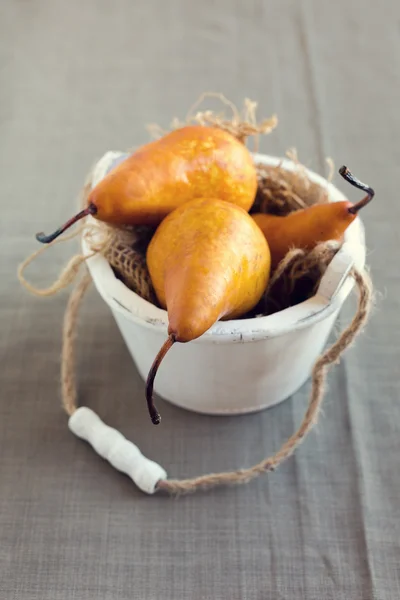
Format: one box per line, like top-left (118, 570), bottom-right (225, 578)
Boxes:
top-left (339, 166), bottom-right (375, 215)
top-left (145, 334), bottom-right (176, 425)
top-left (35, 203), bottom-right (98, 244)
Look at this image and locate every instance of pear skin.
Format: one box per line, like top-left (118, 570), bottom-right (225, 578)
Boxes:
top-left (145, 197), bottom-right (271, 423)
top-left (252, 202), bottom-right (354, 268)
top-left (36, 125), bottom-right (258, 243)
top-left (147, 197), bottom-right (271, 342)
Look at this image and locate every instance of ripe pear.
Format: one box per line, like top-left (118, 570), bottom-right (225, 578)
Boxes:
top-left (145, 197), bottom-right (271, 424)
top-left (252, 166), bottom-right (374, 268)
top-left (35, 125), bottom-right (258, 243)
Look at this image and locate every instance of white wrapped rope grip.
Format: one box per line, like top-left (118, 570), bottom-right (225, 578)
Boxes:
top-left (68, 407), bottom-right (167, 494)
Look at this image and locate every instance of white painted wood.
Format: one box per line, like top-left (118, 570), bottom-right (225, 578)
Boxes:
top-left (82, 150), bottom-right (366, 415)
top-left (68, 407), bottom-right (167, 493)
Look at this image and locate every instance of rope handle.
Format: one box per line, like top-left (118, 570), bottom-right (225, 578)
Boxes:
top-left (63, 266), bottom-right (373, 495)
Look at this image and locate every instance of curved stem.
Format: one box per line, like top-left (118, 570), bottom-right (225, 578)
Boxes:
top-left (338, 166), bottom-right (375, 214)
top-left (145, 334), bottom-right (176, 425)
top-left (36, 203), bottom-right (97, 244)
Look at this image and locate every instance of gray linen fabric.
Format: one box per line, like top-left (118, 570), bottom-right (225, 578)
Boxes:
top-left (1, 1), bottom-right (400, 598)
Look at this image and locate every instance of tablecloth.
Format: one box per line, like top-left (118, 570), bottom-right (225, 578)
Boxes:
top-left (1, 1), bottom-right (400, 598)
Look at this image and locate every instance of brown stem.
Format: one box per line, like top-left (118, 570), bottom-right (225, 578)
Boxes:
top-left (339, 166), bottom-right (375, 214)
top-left (35, 203), bottom-right (98, 244)
top-left (145, 334), bottom-right (176, 425)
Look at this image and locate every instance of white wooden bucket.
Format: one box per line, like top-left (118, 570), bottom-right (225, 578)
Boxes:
top-left (82, 151), bottom-right (366, 417)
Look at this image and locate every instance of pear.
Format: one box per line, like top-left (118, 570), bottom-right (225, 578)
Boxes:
top-left (35, 125), bottom-right (257, 243)
top-left (252, 166), bottom-right (374, 268)
top-left (145, 197), bottom-right (271, 424)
